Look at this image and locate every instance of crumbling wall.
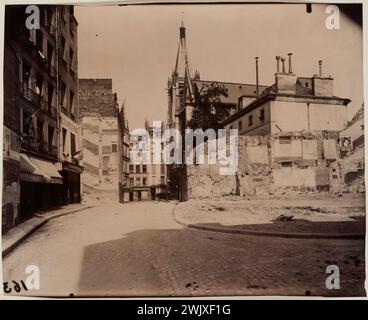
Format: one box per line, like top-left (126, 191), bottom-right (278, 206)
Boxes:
top-left (187, 135), bottom-right (272, 198)
top-left (187, 131), bottom-right (347, 199)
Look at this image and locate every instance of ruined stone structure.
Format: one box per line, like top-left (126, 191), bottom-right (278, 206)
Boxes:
top-left (187, 132), bottom-right (348, 198)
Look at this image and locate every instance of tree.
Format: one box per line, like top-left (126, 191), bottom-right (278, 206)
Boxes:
top-left (187, 82), bottom-right (229, 132)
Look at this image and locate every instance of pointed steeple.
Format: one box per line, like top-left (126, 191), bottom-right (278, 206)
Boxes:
top-left (174, 21), bottom-right (190, 80)
top-left (180, 20), bottom-right (186, 39)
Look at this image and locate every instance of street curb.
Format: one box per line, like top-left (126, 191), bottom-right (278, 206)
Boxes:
top-left (172, 207), bottom-right (365, 240)
top-left (2, 205), bottom-right (94, 257)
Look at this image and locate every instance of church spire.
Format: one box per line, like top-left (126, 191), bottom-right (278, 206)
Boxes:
top-left (174, 21), bottom-right (190, 80)
top-left (180, 20), bottom-right (186, 39)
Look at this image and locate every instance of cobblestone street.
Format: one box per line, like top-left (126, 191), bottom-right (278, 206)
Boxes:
top-left (3, 201), bottom-right (365, 297)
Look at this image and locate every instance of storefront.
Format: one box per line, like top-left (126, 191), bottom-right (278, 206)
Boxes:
top-left (19, 153), bottom-right (64, 219)
top-left (61, 161), bottom-right (84, 204)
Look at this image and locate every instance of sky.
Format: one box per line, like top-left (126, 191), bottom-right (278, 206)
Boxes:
top-left (75, 3), bottom-right (363, 130)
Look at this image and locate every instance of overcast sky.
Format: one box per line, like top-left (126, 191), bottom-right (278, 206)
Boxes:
top-left (75, 3), bottom-right (363, 129)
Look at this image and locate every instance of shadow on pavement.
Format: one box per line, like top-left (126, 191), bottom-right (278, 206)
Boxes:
top-left (77, 227), bottom-right (366, 297)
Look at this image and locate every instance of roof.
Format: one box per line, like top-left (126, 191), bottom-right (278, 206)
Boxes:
top-left (344, 104), bottom-right (364, 130)
top-left (193, 80), bottom-right (269, 105)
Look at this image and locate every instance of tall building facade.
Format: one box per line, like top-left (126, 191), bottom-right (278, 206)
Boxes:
top-left (79, 79), bottom-right (121, 203)
top-left (2, 5), bottom-right (82, 233)
top-left (58, 6), bottom-right (84, 204)
top-left (127, 120), bottom-right (167, 201)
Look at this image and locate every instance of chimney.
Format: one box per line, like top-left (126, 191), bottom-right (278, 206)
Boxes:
top-left (255, 57), bottom-right (259, 95)
top-left (276, 56), bottom-right (281, 73)
top-left (288, 53), bottom-right (293, 74)
top-left (318, 60), bottom-right (323, 77)
top-left (281, 57), bottom-right (286, 74)
top-left (275, 56), bottom-right (297, 95)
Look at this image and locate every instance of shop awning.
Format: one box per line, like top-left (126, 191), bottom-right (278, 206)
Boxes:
top-left (20, 153), bottom-right (63, 184)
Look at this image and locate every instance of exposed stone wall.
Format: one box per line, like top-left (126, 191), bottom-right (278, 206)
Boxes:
top-left (79, 79), bottom-right (118, 117)
top-left (187, 131), bottom-right (347, 199)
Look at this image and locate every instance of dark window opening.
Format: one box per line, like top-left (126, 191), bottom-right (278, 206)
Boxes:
top-left (260, 109), bottom-right (265, 121)
top-left (279, 136), bottom-right (292, 144)
top-left (62, 128), bottom-right (67, 152)
top-left (281, 162), bottom-right (293, 168)
top-left (47, 84), bottom-right (54, 112)
top-left (70, 133), bottom-right (76, 155)
top-left (248, 115), bottom-right (253, 127)
top-left (37, 120), bottom-right (44, 144)
top-left (48, 126), bottom-right (54, 150)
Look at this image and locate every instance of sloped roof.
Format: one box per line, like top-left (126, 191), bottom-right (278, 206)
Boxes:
top-left (193, 80), bottom-right (269, 105)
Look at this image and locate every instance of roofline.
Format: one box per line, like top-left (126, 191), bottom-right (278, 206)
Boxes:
top-left (192, 79), bottom-right (269, 88)
top-left (221, 93), bottom-right (351, 126)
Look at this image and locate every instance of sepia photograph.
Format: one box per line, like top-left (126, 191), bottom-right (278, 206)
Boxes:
top-left (1, 1), bottom-right (365, 298)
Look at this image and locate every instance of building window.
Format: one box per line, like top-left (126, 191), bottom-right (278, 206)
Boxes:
top-left (48, 126), bottom-right (54, 151)
top-left (281, 161), bottom-right (293, 168)
top-left (112, 143), bottom-right (117, 153)
top-left (160, 176), bottom-right (165, 185)
top-left (22, 110), bottom-right (31, 135)
top-left (129, 178), bottom-right (134, 187)
top-left (70, 133), bottom-right (76, 155)
top-left (61, 82), bottom-right (66, 111)
top-left (259, 109), bottom-right (265, 121)
top-left (238, 121), bottom-right (242, 131)
top-left (135, 165), bottom-right (141, 174)
top-left (248, 115), bottom-right (253, 127)
top-left (135, 177), bottom-right (141, 186)
top-left (279, 136), bottom-right (292, 144)
top-left (36, 74), bottom-right (43, 96)
top-left (143, 177), bottom-right (147, 186)
top-left (102, 156), bottom-right (110, 174)
top-left (47, 84), bottom-right (54, 112)
top-left (62, 128), bottom-right (67, 153)
top-left (151, 165), bottom-right (156, 175)
top-left (160, 164), bottom-right (165, 174)
top-left (129, 164), bottom-right (134, 173)
top-left (70, 91), bottom-right (75, 116)
top-left (37, 120), bottom-right (44, 144)
top-left (142, 165), bottom-right (147, 173)
top-left (22, 62), bottom-right (31, 88)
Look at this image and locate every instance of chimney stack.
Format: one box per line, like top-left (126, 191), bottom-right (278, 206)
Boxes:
top-left (288, 53), bottom-right (293, 74)
top-left (318, 60), bottom-right (323, 77)
top-left (255, 57), bottom-right (259, 95)
top-left (276, 56), bottom-right (281, 73)
top-left (281, 57), bottom-right (286, 74)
